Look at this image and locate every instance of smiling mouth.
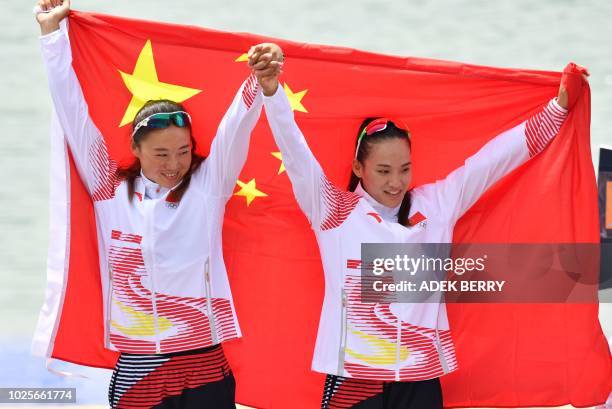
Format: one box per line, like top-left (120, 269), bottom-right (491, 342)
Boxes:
top-left (162, 172), bottom-right (179, 179)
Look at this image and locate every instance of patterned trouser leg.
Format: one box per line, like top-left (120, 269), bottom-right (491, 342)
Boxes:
top-left (321, 375), bottom-right (383, 408)
top-left (108, 344), bottom-right (236, 409)
top-left (321, 374), bottom-right (443, 409)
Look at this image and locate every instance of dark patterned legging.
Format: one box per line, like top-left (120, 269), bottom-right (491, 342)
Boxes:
top-left (321, 374), bottom-right (443, 409)
top-left (108, 344), bottom-right (235, 409)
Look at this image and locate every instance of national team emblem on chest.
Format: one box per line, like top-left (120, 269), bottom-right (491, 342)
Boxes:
top-left (408, 211), bottom-right (427, 229)
top-left (367, 212), bottom-right (383, 223)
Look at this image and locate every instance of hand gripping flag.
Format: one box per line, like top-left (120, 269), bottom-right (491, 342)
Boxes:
top-left (32, 10), bottom-right (611, 408)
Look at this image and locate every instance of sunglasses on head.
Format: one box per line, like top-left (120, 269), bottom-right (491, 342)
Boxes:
top-left (355, 117), bottom-right (409, 157)
top-left (131, 111), bottom-right (192, 137)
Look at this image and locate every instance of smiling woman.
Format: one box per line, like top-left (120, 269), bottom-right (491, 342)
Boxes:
top-left (33, 0), bottom-right (284, 407)
top-left (256, 49), bottom-right (583, 407)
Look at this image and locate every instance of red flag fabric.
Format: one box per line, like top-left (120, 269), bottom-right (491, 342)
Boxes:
top-left (32, 10), bottom-right (610, 408)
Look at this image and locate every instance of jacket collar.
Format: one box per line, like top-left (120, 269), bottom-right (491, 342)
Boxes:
top-left (135, 171), bottom-right (182, 202)
top-left (133, 176), bottom-right (145, 202)
top-left (140, 171), bottom-right (169, 200)
top-left (354, 182), bottom-right (401, 223)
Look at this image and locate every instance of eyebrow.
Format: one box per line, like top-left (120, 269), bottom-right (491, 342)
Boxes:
top-left (153, 145), bottom-right (191, 152)
top-left (376, 162), bottom-right (412, 168)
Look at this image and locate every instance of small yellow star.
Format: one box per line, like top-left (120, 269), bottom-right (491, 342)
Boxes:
top-left (271, 152), bottom-right (286, 174)
top-left (235, 53), bottom-right (249, 62)
top-left (234, 179), bottom-right (268, 206)
top-left (283, 83), bottom-right (308, 113)
top-left (118, 40), bottom-right (202, 127)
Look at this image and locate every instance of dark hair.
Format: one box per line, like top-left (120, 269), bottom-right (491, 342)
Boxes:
top-left (348, 118), bottom-right (412, 226)
top-left (117, 99), bottom-right (205, 202)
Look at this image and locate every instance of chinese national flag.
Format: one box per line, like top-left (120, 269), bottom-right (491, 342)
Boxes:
top-left (33, 10), bottom-right (610, 409)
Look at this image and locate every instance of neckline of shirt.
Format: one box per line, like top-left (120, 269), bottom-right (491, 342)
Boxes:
top-left (140, 171), bottom-right (182, 200)
top-left (354, 182), bottom-right (401, 223)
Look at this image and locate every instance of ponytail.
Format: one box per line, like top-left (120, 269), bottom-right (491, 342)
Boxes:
top-left (397, 191), bottom-right (412, 227)
top-left (348, 172), bottom-right (360, 192)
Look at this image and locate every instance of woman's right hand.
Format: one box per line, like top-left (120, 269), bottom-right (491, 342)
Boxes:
top-left (248, 43), bottom-right (284, 96)
top-left (36, 0), bottom-right (70, 35)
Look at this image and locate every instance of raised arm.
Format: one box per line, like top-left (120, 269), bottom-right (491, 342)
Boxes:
top-left (416, 65), bottom-right (588, 224)
top-left (195, 43), bottom-right (291, 199)
top-left (262, 85), bottom-right (328, 226)
top-left (37, 0), bottom-right (118, 201)
top-left (256, 45), bottom-right (352, 227)
top-left (250, 45), bottom-right (316, 226)
top-left (195, 74), bottom-right (264, 199)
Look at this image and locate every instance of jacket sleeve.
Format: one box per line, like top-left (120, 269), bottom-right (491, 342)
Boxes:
top-left (415, 98), bottom-right (568, 224)
top-left (264, 85), bottom-right (360, 231)
top-left (40, 22), bottom-right (118, 201)
top-left (195, 74), bottom-right (264, 200)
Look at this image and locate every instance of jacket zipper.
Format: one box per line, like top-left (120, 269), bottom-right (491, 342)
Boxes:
top-left (395, 316), bottom-right (402, 381)
top-left (105, 263), bottom-right (114, 348)
top-left (337, 288), bottom-right (348, 375)
top-left (434, 328), bottom-right (449, 374)
top-left (149, 256), bottom-right (161, 353)
top-left (204, 258), bottom-right (218, 344)
top-left (144, 201), bottom-right (161, 353)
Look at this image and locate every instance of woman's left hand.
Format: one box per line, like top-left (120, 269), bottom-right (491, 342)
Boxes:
top-left (557, 62), bottom-right (589, 110)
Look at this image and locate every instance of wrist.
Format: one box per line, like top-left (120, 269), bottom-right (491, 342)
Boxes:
top-left (262, 81), bottom-right (279, 97)
top-left (39, 19), bottom-right (61, 35)
top-left (555, 95), bottom-right (569, 110)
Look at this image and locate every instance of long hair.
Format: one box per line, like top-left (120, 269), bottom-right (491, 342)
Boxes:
top-left (348, 118), bottom-right (412, 226)
top-left (116, 100), bottom-right (205, 202)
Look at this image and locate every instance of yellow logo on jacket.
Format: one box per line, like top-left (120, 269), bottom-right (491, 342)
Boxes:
top-left (111, 300), bottom-right (173, 336)
top-left (346, 326), bottom-right (410, 365)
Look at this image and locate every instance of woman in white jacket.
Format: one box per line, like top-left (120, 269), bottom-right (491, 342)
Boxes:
top-left (252, 48), bottom-right (586, 408)
top-left (35, 1), bottom-right (283, 407)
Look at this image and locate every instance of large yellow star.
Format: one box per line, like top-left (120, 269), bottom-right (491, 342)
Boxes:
top-left (234, 178), bottom-right (268, 206)
top-left (118, 40), bottom-right (202, 127)
top-left (283, 83), bottom-right (308, 113)
top-left (271, 152), bottom-right (285, 174)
